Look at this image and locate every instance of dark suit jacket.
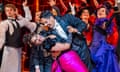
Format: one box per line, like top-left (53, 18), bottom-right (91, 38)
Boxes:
top-left (55, 14), bottom-right (86, 35)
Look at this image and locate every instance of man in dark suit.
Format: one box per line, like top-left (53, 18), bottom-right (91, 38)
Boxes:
top-left (40, 10), bottom-right (93, 72)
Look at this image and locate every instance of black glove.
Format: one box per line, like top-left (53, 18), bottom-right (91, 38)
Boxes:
top-left (43, 38), bottom-right (57, 51)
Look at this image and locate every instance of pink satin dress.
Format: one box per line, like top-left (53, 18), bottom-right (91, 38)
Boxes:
top-left (52, 50), bottom-right (89, 72)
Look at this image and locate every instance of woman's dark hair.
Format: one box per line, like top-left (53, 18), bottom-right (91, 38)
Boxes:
top-left (23, 32), bottom-right (56, 51)
top-left (40, 10), bottom-right (53, 18)
top-left (52, 6), bottom-right (61, 16)
top-left (95, 5), bottom-right (109, 16)
top-left (77, 7), bottom-right (90, 17)
top-left (103, 1), bottom-right (112, 10)
top-left (23, 33), bottom-right (36, 45)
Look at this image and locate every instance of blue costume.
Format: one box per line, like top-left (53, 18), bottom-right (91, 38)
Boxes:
top-left (90, 18), bottom-right (120, 72)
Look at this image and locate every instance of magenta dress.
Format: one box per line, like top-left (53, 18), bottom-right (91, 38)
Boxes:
top-left (51, 50), bottom-right (89, 72)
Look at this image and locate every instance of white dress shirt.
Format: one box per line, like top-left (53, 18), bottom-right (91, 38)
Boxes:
top-left (53, 20), bottom-right (68, 39)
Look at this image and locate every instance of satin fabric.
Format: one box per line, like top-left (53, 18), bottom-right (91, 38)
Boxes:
top-left (52, 50), bottom-right (88, 72)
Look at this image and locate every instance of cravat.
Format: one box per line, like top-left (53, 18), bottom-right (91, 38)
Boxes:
top-left (10, 19), bottom-right (18, 28)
